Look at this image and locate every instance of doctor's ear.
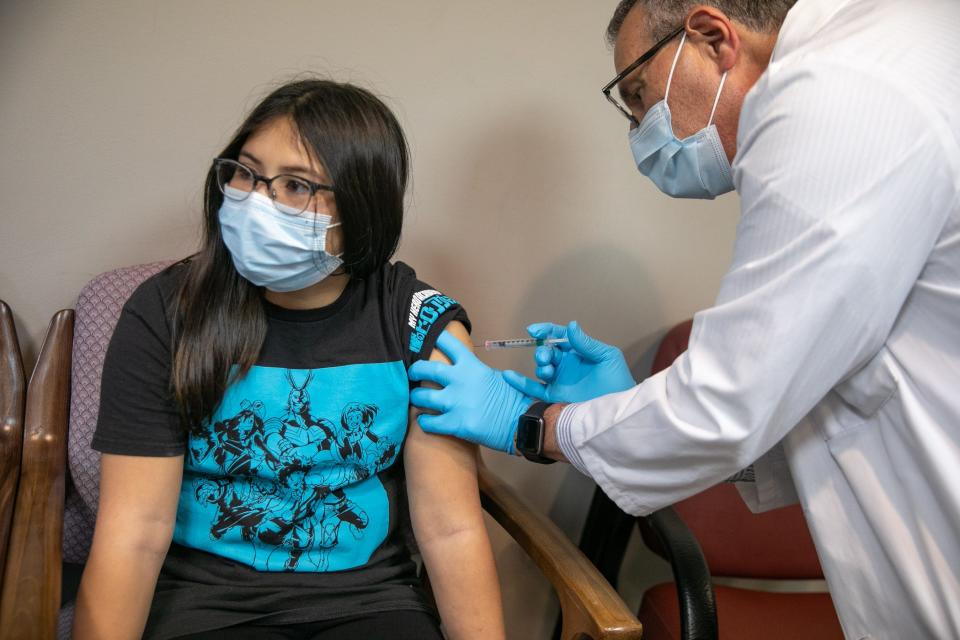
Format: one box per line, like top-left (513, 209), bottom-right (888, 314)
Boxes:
top-left (684, 6), bottom-right (740, 73)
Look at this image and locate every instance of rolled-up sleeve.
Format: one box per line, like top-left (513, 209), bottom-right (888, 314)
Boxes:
top-left (559, 59), bottom-right (957, 516)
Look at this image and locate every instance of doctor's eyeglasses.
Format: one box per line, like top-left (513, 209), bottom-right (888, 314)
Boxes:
top-left (602, 25), bottom-right (685, 126)
top-left (213, 158), bottom-right (335, 216)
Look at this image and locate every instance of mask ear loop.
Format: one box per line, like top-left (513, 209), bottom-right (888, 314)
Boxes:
top-left (707, 71), bottom-right (728, 127)
top-left (308, 191), bottom-right (346, 260)
top-left (305, 193), bottom-right (346, 265)
top-left (663, 31), bottom-right (687, 107)
top-left (328, 222), bottom-right (345, 260)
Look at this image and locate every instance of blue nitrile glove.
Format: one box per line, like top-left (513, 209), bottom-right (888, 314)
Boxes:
top-left (408, 331), bottom-right (534, 454)
top-left (502, 321), bottom-right (636, 403)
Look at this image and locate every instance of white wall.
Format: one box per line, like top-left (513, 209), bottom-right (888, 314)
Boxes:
top-left (0, 1), bottom-right (741, 637)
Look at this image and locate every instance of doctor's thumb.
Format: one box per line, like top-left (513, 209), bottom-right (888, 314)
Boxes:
top-left (566, 321), bottom-right (611, 363)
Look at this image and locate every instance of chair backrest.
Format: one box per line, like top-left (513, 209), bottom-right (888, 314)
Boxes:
top-left (1, 308), bottom-right (73, 638)
top-left (0, 301), bottom-right (26, 588)
top-left (62, 261), bottom-right (175, 563)
top-left (654, 319), bottom-right (823, 581)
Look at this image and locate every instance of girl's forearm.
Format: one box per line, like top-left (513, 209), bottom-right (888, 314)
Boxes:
top-left (72, 544), bottom-right (167, 640)
top-left (419, 526), bottom-right (506, 640)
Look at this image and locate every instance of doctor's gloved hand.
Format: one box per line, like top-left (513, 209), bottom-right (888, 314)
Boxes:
top-left (502, 321), bottom-right (636, 404)
top-left (408, 331), bottom-right (534, 454)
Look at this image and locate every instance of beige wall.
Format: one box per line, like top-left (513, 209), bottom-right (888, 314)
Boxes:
top-left (0, 1), bottom-right (741, 636)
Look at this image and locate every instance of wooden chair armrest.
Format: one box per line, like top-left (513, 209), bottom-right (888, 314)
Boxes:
top-left (0, 309), bottom-right (73, 640)
top-left (478, 462), bottom-right (642, 640)
top-left (0, 301), bottom-right (26, 590)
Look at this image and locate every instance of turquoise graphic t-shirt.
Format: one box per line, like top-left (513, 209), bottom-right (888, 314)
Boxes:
top-left (92, 259), bottom-right (470, 637)
top-left (178, 361), bottom-right (407, 572)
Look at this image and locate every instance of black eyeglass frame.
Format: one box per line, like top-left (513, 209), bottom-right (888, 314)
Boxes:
top-left (602, 25), bottom-right (685, 126)
top-left (212, 157), bottom-right (335, 216)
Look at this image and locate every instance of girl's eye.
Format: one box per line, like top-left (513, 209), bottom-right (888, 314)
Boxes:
top-left (228, 169), bottom-right (254, 187)
top-left (281, 178), bottom-right (311, 196)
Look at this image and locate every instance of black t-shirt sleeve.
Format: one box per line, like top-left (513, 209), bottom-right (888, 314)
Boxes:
top-left (389, 262), bottom-right (471, 368)
top-left (91, 276), bottom-right (185, 457)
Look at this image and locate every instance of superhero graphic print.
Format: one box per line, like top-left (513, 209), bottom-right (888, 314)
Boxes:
top-left (173, 362), bottom-right (408, 572)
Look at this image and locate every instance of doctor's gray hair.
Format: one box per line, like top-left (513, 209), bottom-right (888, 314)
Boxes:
top-left (607, 0), bottom-right (798, 44)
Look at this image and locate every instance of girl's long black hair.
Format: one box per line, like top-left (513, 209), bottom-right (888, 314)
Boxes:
top-left (172, 79), bottom-right (410, 432)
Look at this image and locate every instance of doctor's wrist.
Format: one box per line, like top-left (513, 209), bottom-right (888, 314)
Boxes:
top-left (554, 403), bottom-right (591, 474)
top-left (542, 403), bottom-right (569, 463)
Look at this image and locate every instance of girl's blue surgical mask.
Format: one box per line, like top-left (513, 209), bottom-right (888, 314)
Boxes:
top-left (628, 32), bottom-right (735, 199)
top-left (218, 187), bottom-right (343, 292)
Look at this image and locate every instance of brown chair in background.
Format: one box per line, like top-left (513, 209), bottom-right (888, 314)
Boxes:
top-left (564, 319), bottom-right (844, 640)
top-left (0, 263), bottom-right (643, 640)
top-left (0, 301), bottom-right (27, 595)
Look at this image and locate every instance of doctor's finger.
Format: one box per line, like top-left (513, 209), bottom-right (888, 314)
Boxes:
top-left (550, 345), bottom-right (564, 365)
top-left (535, 363), bottom-right (557, 382)
top-left (527, 322), bottom-right (568, 341)
top-left (410, 387), bottom-right (452, 413)
top-left (535, 346), bottom-right (564, 370)
top-left (566, 320), bottom-right (611, 363)
top-left (503, 370), bottom-right (550, 401)
top-left (416, 412), bottom-right (453, 436)
top-left (435, 330), bottom-right (472, 365)
top-left (408, 360), bottom-right (454, 386)
top-left (534, 345), bottom-right (554, 367)
top-left (530, 323), bottom-right (573, 353)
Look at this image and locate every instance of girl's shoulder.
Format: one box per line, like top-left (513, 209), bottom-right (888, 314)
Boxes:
top-left (374, 260), bottom-right (470, 364)
top-left (377, 260), bottom-right (449, 302)
top-left (376, 259), bottom-right (417, 287)
top-left (364, 260), bottom-right (428, 308)
top-left (119, 258), bottom-right (191, 331)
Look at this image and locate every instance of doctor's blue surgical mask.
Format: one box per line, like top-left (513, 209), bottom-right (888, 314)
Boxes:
top-left (629, 32), bottom-right (735, 199)
top-left (218, 187), bottom-right (344, 292)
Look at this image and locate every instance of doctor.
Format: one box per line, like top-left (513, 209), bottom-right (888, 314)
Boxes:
top-left (409, 0), bottom-right (960, 638)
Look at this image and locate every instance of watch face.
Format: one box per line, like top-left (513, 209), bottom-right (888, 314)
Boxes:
top-left (517, 416), bottom-right (542, 453)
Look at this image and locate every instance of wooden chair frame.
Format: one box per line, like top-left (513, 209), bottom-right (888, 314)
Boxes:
top-left (0, 301), bottom-right (27, 593)
top-left (1, 310), bottom-right (73, 638)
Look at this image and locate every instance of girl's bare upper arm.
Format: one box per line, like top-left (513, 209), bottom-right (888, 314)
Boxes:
top-left (404, 322), bottom-right (484, 541)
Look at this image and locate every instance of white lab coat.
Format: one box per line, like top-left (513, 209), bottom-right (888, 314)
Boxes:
top-left (556, 0), bottom-right (960, 637)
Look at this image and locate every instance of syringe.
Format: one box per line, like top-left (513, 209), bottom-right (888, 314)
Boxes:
top-left (481, 337), bottom-right (569, 350)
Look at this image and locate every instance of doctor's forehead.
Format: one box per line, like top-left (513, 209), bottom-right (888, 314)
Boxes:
top-left (612, 5), bottom-right (658, 73)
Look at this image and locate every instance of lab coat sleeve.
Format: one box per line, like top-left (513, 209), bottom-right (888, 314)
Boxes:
top-left (558, 59), bottom-right (957, 516)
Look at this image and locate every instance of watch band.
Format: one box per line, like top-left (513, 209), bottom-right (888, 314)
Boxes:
top-left (525, 401), bottom-right (550, 420)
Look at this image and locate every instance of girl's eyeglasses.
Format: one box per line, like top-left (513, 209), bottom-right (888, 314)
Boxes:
top-left (213, 157), bottom-right (335, 216)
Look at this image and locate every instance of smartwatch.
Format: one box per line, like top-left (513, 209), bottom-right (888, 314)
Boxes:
top-left (515, 402), bottom-right (557, 464)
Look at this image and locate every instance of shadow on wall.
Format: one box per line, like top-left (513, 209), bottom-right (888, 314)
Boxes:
top-left (418, 108), bottom-right (688, 638)
top-left (423, 105), bottom-right (679, 537)
top-left (423, 104), bottom-right (670, 521)
top-left (495, 244), bottom-right (675, 635)
top-left (510, 242), bottom-right (669, 533)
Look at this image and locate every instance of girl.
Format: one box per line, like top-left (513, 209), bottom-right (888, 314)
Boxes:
top-left (73, 79), bottom-right (505, 640)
